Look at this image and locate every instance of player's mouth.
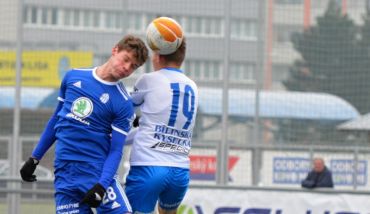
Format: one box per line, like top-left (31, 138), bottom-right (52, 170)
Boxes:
top-left (117, 69), bottom-right (128, 77)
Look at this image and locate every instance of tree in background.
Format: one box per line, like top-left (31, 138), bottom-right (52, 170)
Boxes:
top-left (284, 0), bottom-right (370, 114)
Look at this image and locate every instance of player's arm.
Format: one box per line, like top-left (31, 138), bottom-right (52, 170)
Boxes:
top-left (99, 128), bottom-right (126, 188)
top-left (130, 74), bottom-right (149, 107)
top-left (125, 127), bottom-right (138, 145)
top-left (81, 103), bottom-right (134, 208)
top-left (80, 128), bottom-right (126, 208)
top-left (20, 100), bottom-right (63, 182)
top-left (20, 71), bottom-right (69, 182)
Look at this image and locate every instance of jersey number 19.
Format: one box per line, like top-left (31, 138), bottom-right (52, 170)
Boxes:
top-left (168, 83), bottom-right (195, 130)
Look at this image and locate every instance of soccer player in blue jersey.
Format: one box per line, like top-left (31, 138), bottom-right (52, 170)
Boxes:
top-left (20, 35), bottom-right (148, 214)
top-left (125, 37), bottom-right (199, 213)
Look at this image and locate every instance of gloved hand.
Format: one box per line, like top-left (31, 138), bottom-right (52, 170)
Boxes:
top-left (20, 157), bottom-right (39, 182)
top-left (133, 115), bottom-right (140, 127)
top-left (81, 183), bottom-right (106, 208)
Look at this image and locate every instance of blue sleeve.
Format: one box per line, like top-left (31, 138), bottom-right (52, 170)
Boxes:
top-left (32, 72), bottom-right (68, 160)
top-left (31, 101), bottom-right (63, 160)
top-left (98, 129), bottom-right (126, 189)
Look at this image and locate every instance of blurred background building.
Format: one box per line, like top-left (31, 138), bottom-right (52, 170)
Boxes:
top-left (2, 0), bottom-right (370, 213)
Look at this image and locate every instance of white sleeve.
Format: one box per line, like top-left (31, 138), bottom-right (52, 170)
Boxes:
top-left (130, 75), bottom-right (148, 106)
top-left (125, 127), bottom-right (138, 145)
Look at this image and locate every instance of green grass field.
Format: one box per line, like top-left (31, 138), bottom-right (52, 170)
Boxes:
top-left (0, 202), bottom-right (55, 214)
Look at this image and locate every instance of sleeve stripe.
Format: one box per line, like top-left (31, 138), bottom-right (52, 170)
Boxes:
top-left (57, 97), bottom-right (65, 102)
top-left (112, 125), bottom-right (128, 136)
top-left (116, 85), bottom-right (128, 100)
top-left (116, 82), bottom-right (132, 100)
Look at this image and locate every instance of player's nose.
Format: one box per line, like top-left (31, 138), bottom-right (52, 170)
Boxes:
top-left (125, 63), bottom-right (135, 73)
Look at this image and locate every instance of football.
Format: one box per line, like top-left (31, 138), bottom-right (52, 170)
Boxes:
top-left (146, 17), bottom-right (184, 55)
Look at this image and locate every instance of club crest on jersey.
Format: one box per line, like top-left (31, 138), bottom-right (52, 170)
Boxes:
top-left (71, 97), bottom-right (93, 118)
top-left (100, 93), bottom-right (109, 104)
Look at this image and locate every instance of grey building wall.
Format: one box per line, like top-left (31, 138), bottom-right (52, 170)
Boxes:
top-left (0, 0), bottom-right (18, 44)
top-left (11, 0), bottom-right (261, 88)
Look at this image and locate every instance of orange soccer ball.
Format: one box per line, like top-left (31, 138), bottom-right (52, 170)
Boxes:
top-left (146, 17), bottom-right (184, 55)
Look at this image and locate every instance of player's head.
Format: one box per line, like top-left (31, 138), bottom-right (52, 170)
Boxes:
top-left (115, 35), bottom-right (148, 67)
top-left (109, 35), bottom-right (149, 80)
top-left (152, 38), bottom-right (186, 70)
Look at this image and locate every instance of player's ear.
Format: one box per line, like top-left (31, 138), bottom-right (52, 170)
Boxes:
top-left (152, 52), bottom-right (159, 63)
top-left (158, 54), bottom-right (166, 64)
top-left (112, 46), bottom-right (119, 55)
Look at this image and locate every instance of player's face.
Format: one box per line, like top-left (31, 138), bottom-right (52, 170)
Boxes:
top-left (111, 48), bottom-right (139, 80)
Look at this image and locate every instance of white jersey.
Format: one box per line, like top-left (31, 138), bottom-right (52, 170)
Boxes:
top-left (129, 68), bottom-right (198, 168)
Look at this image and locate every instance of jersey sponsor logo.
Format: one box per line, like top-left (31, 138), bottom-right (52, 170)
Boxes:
top-left (73, 81), bottom-right (81, 88)
top-left (152, 124), bottom-right (192, 154)
top-left (71, 97), bottom-right (93, 118)
top-left (100, 93), bottom-right (109, 104)
top-left (151, 142), bottom-right (190, 155)
top-left (56, 203), bottom-right (79, 211)
top-left (66, 113), bottom-right (90, 125)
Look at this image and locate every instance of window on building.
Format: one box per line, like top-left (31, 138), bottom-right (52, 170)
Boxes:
top-left (193, 61), bottom-right (202, 79)
top-left (184, 16), bottom-right (222, 37)
top-left (23, 6), bottom-right (35, 24)
top-left (31, 7), bottom-right (38, 24)
top-left (129, 13), bottom-right (144, 31)
top-left (230, 63), bottom-right (255, 82)
top-left (73, 9), bottom-right (80, 27)
top-left (231, 19), bottom-right (257, 40)
top-left (64, 9), bottom-right (72, 26)
top-left (93, 11), bottom-right (100, 28)
top-left (105, 12), bottom-right (115, 29)
top-left (23, 7), bottom-right (226, 37)
top-left (208, 18), bottom-right (222, 36)
top-left (115, 12), bottom-right (122, 29)
top-left (51, 8), bottom-right (58, 25)
top-left (146, 14), bottom-right (156, 27)
top-left (275, 0), bottom-right (304, 4)
top-left (41, 8), bottom-right (48, 25)
top-left (274, 25), bottom-right (301, 43)
top-left (83, 11), bottom-right (92, 27)
top-left (186, 60), bottom-right (222, 81)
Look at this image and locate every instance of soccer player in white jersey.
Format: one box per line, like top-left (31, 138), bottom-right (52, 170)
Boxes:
top-left (20, 35), bottom-right (148, 214)
top-left (125, 37), bottom-right (199, 214)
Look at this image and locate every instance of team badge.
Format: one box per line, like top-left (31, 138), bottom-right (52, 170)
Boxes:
top-left (100, 93), bottom-right (109, 104)
top-left (71, 97), bottom-right (93, 118)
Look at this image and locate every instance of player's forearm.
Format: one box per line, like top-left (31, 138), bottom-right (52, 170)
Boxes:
top-left (125, 127), bottom-right (138, 145)
top-left (32, 102), bottom-right (62, 160)
top-left (99, 150), bottom-right (123, 189)
top-left (98, 130), bottom-right (126, 189)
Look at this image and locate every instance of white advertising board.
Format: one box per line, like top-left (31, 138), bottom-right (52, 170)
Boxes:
top-left (181, 187), bottom-right (370, 214)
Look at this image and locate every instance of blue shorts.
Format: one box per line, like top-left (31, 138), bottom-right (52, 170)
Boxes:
top-left (54, 161), bottom-right (132, 214)
top-left (124, 166), bottom-right (189, 213)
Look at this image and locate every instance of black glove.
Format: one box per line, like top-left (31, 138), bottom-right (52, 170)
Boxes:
top-left (133, 115), bottom-right (140, 127)
top-left (80, 183), bottom-right (106, 208)
top-left (20, 157), bottom-right (39, 182)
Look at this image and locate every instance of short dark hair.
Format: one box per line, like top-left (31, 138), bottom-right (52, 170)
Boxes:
top-left (161, 38), bottom-right (186, 66)
top-left (116, 35), bottom-right (149, 66)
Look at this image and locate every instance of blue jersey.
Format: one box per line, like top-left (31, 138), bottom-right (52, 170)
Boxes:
top-left (54, 67), bottom-right (134, 163)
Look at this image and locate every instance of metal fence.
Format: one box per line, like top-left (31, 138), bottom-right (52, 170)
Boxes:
top-left (2, 0), bottom-right (370, 213)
